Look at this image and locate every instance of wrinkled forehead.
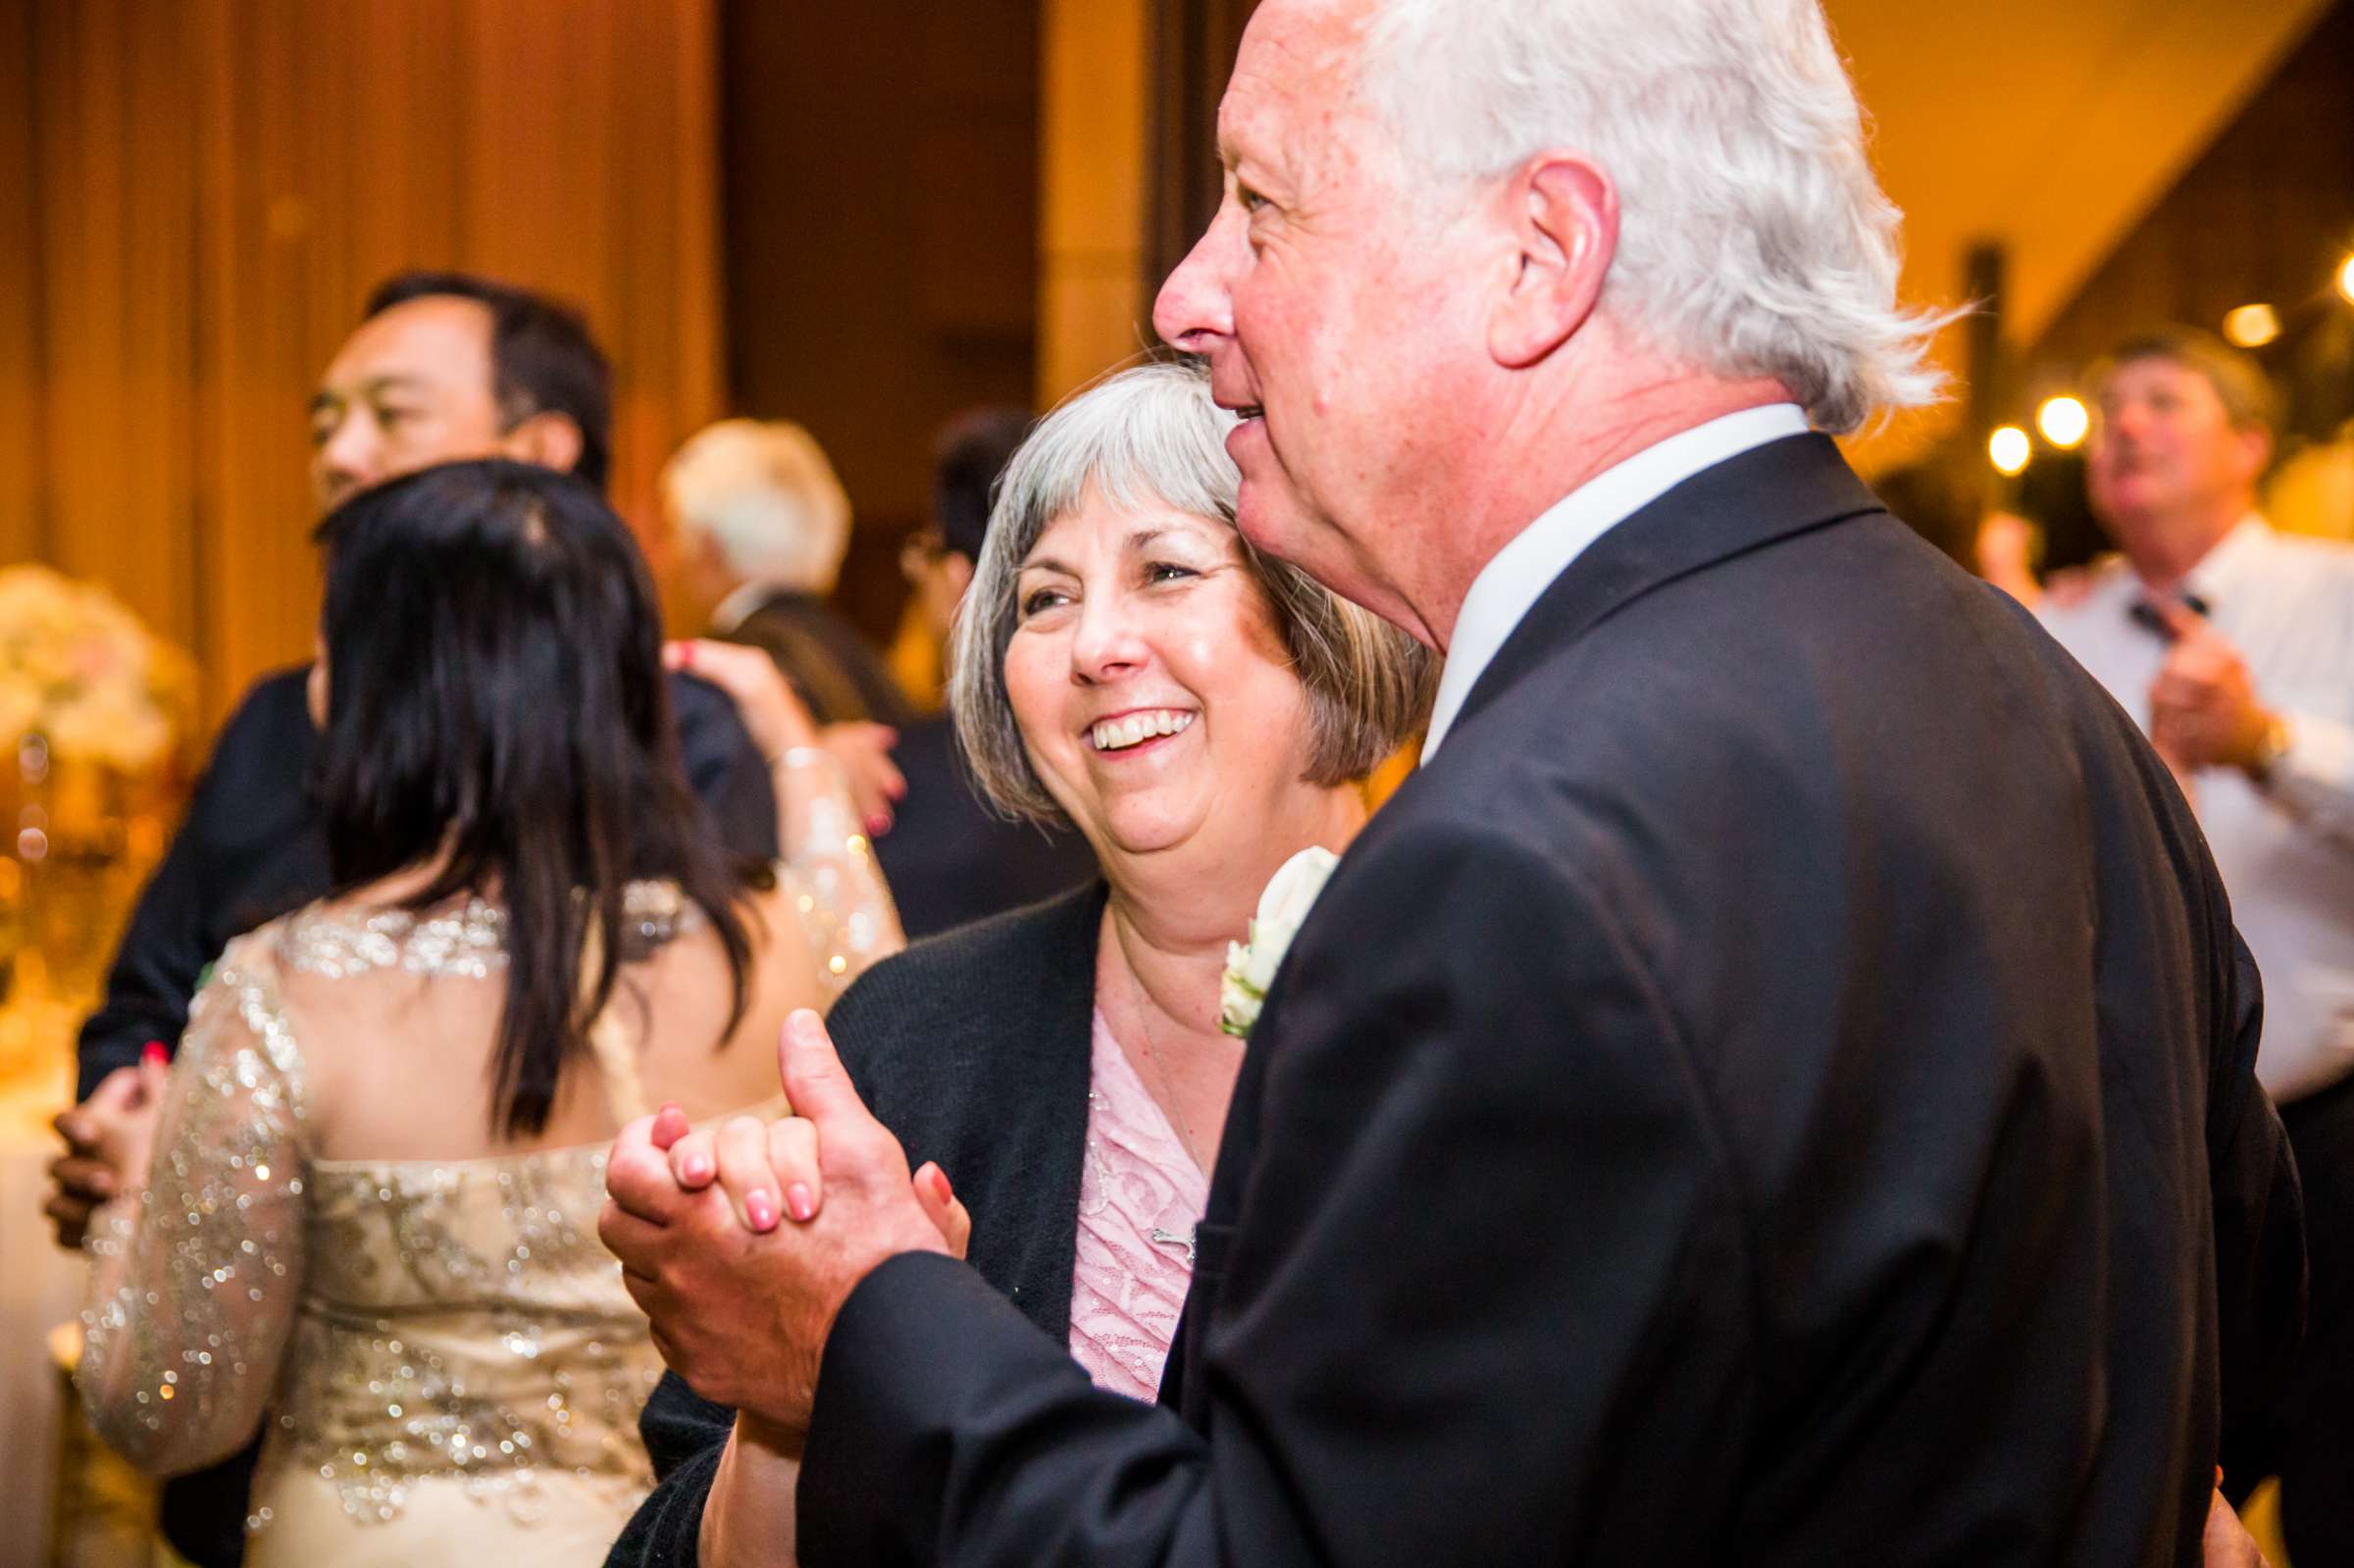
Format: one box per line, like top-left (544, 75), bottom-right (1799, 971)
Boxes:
top-left (1219, 0), bottom-right (1380, 169)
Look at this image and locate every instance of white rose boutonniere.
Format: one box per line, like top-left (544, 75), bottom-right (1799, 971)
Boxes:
top-left (1219, 846), bottom-right (1340, 1038)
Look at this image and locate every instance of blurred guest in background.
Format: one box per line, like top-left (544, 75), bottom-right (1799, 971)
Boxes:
top-left (665, 418), bottom-right (914, 731)
top-left (46, 269), bottom-right (781, 1568)
top-left (74, 459), bottom-right (898, 1567)
top-left (2040, 325), bottom-right (2354, 1561)
top-left (875, 407), bottom-right (1098, 937)
top-left (1973, 509), bottom-right (2046, 608)
top-left (605, 360), bottom-right (1432, 1565)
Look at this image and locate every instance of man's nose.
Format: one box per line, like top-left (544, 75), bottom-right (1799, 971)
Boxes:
top-left (314, 416), bottom-right (380, 499)
top-left (1153, 215), bottom-right (1238, 352)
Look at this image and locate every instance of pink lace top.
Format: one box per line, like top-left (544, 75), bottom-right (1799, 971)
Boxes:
top-left (1068, 1008), bottom-right (1210, 1399)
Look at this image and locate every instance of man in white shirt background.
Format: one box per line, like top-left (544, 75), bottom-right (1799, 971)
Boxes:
top-left (2039, 325), bottom-right (2354, 1562)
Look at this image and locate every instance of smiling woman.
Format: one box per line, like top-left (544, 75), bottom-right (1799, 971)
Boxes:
top-left (610, 359), bottom-right (1433, 1566)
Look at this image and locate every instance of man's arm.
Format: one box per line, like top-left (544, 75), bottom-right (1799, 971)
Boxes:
top-left (796, 820), bottom-right (1755, 1566)
top-left (2208, 925), bottom-right (2307, 1460)
top-left (2253, 709), bottom-right (2354, 849)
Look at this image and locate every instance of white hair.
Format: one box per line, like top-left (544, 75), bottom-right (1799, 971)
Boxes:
top-left (660, 419), bottom-right (852, 593)
top-left (1357, 0), bottom-right (1947, 432)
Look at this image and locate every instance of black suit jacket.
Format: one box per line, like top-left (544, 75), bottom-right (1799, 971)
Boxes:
top-left (722, 588), bottom-right (913, 729)
top-left (76, 662), bottom-right (778, 1568)
top-left (607, 883), bottom-right (1110, 1564)
top-left (873, 714), bottom-right (1099, 939)
top-left (794, 435), bottom-right (2305, 1566)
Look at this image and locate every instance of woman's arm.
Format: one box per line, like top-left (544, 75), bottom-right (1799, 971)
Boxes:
top-left (697, 1415), bottom-right (805, 1568)
top-left (77, 947), bottom-right (310, 1476)
top-left (667, 639), bottom-right (905, 998)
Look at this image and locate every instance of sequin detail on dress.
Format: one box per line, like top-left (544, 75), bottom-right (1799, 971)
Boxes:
top-left (77, 920), bottom-right (665, 1538)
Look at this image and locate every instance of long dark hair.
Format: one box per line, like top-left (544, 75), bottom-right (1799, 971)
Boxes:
top-left (313, 458), bottom-right (754, 1137)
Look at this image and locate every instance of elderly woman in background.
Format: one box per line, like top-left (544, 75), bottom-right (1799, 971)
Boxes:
top-left (604, 359), bottom-right (1434, 1565)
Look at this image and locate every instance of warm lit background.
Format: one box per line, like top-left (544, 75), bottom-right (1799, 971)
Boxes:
top-left (5, 4), bottom-right (2351, 1563)
top-left (8, 0), bottom-right (2352, 728)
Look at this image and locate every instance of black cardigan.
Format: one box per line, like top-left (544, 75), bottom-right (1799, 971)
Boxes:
top-left (605, 880), bottom-right (1110, 1565)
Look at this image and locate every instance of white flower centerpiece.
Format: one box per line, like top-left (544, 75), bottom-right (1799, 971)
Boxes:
top-left (1218, 846), bottom-right (1340, 1038)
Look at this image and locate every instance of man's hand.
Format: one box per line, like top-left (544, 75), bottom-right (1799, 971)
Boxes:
top-left (2147, 603), bottom-right (2277, 776)
top-left (600, 1011), bottom-right (951, 1433)
top-left (46, 1046), bottom-right (168, 1248)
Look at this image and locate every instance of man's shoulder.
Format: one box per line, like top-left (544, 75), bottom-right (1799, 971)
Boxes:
top-left (2255, 525), bottom-right (2354, 588)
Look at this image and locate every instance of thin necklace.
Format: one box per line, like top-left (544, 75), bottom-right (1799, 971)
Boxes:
top-left (1123, 947), bottom-right (1206, 1175)
top-left (1119, 945), bottom-right (1207, 1270)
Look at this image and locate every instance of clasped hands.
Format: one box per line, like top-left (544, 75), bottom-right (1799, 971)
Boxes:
top-left (599, 1009), bottom-right (968, 1438)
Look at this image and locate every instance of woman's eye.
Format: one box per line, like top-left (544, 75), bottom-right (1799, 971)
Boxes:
top-left (1020, 587), bottom-right (1070, 618)
top-left (1146, 561), bottom-right (1199, 585)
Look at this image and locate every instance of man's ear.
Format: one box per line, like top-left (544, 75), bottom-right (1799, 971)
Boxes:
top-left (503, 410), bottom-right (587, 476)
top-left (1488, 154), bottom-right (1618, 370)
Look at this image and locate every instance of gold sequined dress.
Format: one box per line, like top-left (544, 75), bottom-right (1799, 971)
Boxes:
top-left (77, 756), bottom-right (900, 1566)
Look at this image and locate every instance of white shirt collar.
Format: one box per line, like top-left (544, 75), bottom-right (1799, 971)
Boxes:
top-left (1420, 403), bottom-right (1811, 759)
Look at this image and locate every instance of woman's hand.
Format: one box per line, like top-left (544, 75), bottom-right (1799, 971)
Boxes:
top-left (77, 1047), bottom-right (171, 1198)
top-left (666, 639), bottom-right (821, 761)
top-left (814, 721), bottom-right (907, 836)
top-left (665, 639), bottom-right (908, 835)
top-left (647, 1101), bottom-right (968, 1256)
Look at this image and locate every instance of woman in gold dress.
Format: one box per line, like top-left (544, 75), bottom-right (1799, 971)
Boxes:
top-left (73, 458), bottom-right (900, 1566)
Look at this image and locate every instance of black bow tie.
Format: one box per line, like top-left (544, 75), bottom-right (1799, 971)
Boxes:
top-left (2127, 592), bottom-right (2211, 641)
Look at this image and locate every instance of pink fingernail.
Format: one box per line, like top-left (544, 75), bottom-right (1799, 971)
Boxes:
top-left (787, 1183), bottom-right (815, 1223)
top-left (684, 1155), bottom-right (712, 1185)
top-left (746, 1190), bottom-right (779, 1232)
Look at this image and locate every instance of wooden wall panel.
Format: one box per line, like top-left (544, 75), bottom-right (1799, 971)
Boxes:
top-left (718, 0), bottom-right (1038, 642)
top-left (1, 0), bottom-right (725, 729)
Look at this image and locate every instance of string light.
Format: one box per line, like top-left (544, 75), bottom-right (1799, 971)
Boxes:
top-left (2223, 303), bottom-right (2279, 349)
top-left (1988, 426), bottom-right (2031, 477)
top-left (2337, 254), bottom-right (2354, 306)
top-left (2036, 396), bottom-right (2089, 450)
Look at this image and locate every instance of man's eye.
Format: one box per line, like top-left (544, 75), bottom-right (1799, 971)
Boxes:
top-left (1238, 182), bottom-right (1270, 214)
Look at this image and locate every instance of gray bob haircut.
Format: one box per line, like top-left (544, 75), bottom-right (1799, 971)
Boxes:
top-left (1358, 0), bottom-right (1949, 433)
top-left (948, 359), bottom-right (1435, 827)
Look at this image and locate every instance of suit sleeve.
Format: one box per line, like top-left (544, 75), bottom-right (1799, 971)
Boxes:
top-left (671, 669), bottom-right (782, 863)
top-left (798, 817), bottom-right (1757, 1566)
top-left (2207, 924), bottom-right (2308, 1454)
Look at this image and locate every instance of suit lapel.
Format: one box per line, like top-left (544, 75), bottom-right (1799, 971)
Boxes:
top-left (1166, 433), bottom-right (1886, 1416)
top-left (1452, 433), bottom-right (1885, 740)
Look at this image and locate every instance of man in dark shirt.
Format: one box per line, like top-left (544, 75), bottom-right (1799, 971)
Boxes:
top-left (46, 271), bottom-right (776, 1568)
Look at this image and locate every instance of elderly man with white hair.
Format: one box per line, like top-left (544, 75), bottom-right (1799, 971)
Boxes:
top-left (666, 417), bottom-right (914, 732)
top-left (603, 2), bottom-right (2303, 1563)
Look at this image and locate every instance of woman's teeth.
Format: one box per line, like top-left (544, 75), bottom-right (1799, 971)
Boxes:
top-left (1090, 710), bottom-right (1196, 753)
